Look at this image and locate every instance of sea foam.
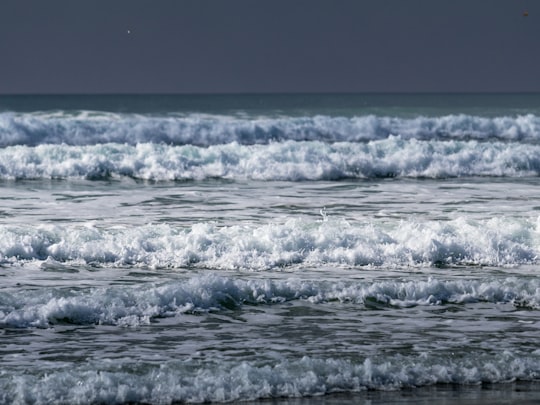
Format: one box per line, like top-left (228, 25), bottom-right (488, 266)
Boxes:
top-left (1, 342), bottom-right (539, 404)
top-left (1, 275), bottom-right (539, 328)
top-left (1, 138), bottom-right (540, 180)
top-left (1, 112), bottom-right (539, 147)
top-left (1, 216), bottom-right (539, 270)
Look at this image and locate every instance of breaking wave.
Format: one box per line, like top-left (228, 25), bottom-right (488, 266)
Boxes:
top-left (1, 274), bottom-right (540, 328)
top-left (1, 215), bottom-right (540, 270)
top-left (1, 351), bottom-right (539, 404)
top-left (2, 138), bottom-right (540, 180)
top-left (0, 111), bottom-right (539, 147)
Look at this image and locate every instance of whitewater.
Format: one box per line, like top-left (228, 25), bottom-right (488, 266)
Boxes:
top-left (1, 94), bottom-right (539, 404)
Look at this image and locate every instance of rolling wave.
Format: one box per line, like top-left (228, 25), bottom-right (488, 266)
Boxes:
top-left (1, 275), bottom-right (539, 328)
top-left (0, 111), bottom-right (539, 147)
top-left (1, 138), bottom-right (540, 180)
top-left (2, 351), bottom-right (539, 403)
top-left (1, 215), bottom-right (539, 270)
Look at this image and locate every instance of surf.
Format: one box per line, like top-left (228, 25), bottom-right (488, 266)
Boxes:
top-left (1, 111), bottom-right (539, 147)
top-left (1, 215), bottom-right (539, 269)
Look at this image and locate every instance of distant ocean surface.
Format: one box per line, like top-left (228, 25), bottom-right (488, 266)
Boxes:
top-left (1, 94), bottom-right (540, 404)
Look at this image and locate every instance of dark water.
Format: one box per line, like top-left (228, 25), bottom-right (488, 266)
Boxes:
top-left (2, 93), bottom-right (540, 116)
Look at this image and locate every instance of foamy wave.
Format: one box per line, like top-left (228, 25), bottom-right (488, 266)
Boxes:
top-left (2, 138), bottom-right (540, 180)
top-left (1, 216), bottom-right (540, 270)
top-left (1, 349), bottom-right (539, 403)
top-left (1, 111), bottom-right (539, 147)
top-left (1, 275), bottom-right (539, 328)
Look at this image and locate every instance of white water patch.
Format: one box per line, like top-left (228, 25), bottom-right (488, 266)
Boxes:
top-left (1, 352), bottom-right (539, 404)
top-left (1, 275), bottom-right (539, 328)
top-left (1, 138), bottom-right (540, 180)
top-left (1, 111), bottom-right (539, 147)
top-left (1, 215), bottom-right (540, 269)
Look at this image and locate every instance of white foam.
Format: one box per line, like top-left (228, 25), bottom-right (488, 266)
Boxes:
top-left (1, 138), bottom-right (540, 180)
top-left (1, 352), bottom-right (539, 403)
top-left (1, 275), bottom-right (539, 328)
top-left (1, 111), bottom-right (539, 147)
top-left (1, 216), bottom-right (540, 270)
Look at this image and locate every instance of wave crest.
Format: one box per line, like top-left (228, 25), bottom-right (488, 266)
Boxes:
top-left (1, 216), bottom-right (539, 270)
top-left (1, 138), bottom-right (540, 180)
top-left (1, 275), bottom-right (539, 328)
top-left (1, 112), bottom-right (539, 147)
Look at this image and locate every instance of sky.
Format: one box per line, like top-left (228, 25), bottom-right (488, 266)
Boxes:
top-left (0, 0), bottom-right (539, 94)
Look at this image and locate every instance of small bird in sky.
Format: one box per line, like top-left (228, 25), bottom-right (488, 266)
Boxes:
top-left (523, 11), bottom-right (529, 17)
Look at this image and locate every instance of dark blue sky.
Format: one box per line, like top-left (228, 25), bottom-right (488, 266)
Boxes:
top-left (1, 0), bottom-right (538, 93)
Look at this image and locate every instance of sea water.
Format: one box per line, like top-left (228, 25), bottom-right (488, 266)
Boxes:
top-left (0, 94), bottom-right (539, 404)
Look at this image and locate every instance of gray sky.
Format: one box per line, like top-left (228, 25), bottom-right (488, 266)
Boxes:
top-left (1, 0), bottom-right (538, 94)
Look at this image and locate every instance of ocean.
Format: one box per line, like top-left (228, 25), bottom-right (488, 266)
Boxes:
top-left (0, 93), bottom-right (539, 404)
